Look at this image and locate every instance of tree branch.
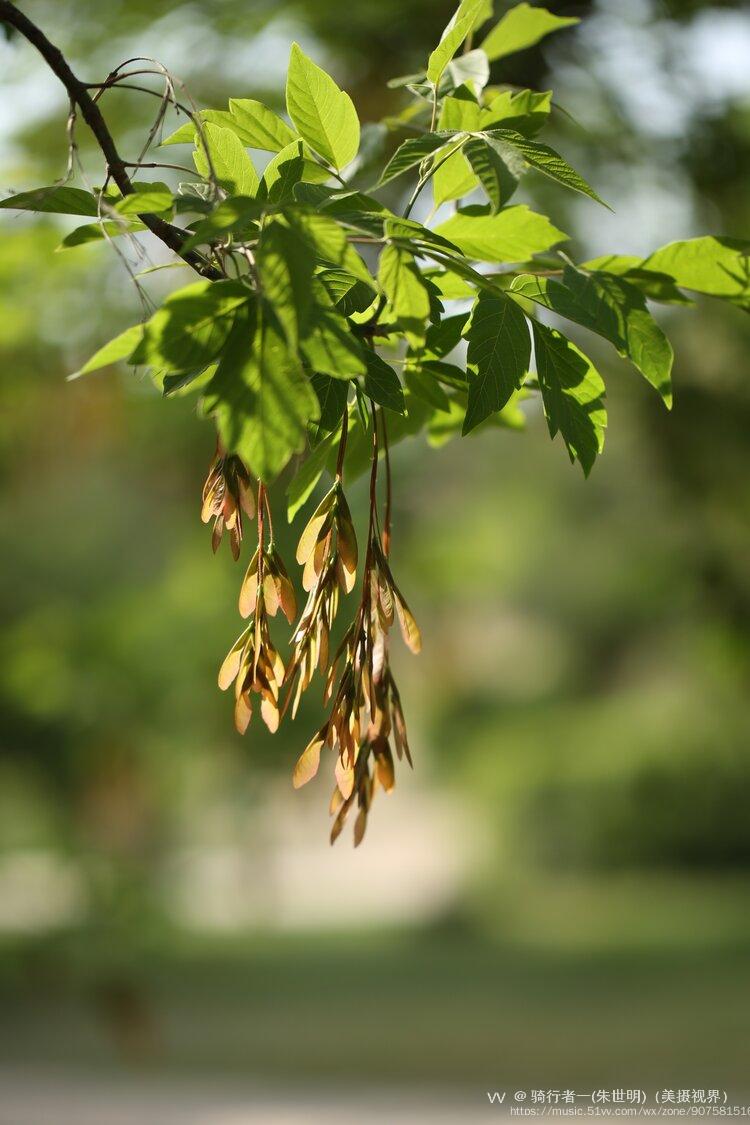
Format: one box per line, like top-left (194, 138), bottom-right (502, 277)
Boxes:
top-left (0, 0), bottom-right (220, 280)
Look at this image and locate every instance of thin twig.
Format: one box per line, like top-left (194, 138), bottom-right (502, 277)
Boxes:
top-left (0, 0), bottom-right (219, 279)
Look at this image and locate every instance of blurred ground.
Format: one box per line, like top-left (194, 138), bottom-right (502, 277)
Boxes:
top-left (0, 1067), bottom-right (497, 1125)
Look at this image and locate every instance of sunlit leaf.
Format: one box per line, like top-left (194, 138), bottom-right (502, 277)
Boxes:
top-left (70, 323), bottom-right (144, 379)
top-left (641, 236), bottom-right (750, 301)
top-left (286, 43), bottom-right (360, 170)
top-left (377, 134), bottom-right (448, 187)
top-left (161, 109), bottom-right (237, 146)
top-left (481, 3), bottom-right (579, 62)
top-left (228, 98), bottom-right (298, 151)
top-left (379, 244), bottom-right (432, 345)
top-left (194, 123), bottom-right (259, 196)
top-left (114, 182), bottom-right (173, 216)
top-left (130, 280), bottom-right (250, 372)
top-left (436, 204), bottom-right (567, 262)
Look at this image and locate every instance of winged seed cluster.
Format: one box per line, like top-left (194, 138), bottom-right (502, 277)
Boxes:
top-left (200, 448), bottom-right (255, 559)
top-left (211, 412), bottom-right (420, 844)
top-left (8, 0), bottom-right (748, 842)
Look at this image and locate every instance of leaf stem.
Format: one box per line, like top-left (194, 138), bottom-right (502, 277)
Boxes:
top-left (380, 411), bottom-right (392, 558)
top-left (403, 139), bottom-right (466, 219)
top-left (335, 404), bottom-right (349, 480)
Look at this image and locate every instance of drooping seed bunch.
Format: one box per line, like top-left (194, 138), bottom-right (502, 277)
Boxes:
top-left (207, 407), bottom-right (420, 844)
top-left (283, 476), bottom-right (357, 719)
top-left (292, 410), bottom-right (420, 845)
top-left (200, 446), bottom-right (255, 560)
top-left (218, 485), bottom-right (290, 735)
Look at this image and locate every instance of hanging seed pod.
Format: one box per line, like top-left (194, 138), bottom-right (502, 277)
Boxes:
top-left (219, 483), bottom-right (287, 735)
top-left (223, 604), bottom-right (285, 734)
top-left (283, 479), bottom-right (358, 715)
top-left (201, 448), bottom-right (255, 560)
top-left (239, 545), bottom-right (297, 624)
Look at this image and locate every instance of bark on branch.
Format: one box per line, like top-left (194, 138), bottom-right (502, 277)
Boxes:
top-left (0, 0), bottom-right (219, 279)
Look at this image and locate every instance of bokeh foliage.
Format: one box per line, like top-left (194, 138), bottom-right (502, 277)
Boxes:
top-left (1, 0), bottom-right (749, 1088)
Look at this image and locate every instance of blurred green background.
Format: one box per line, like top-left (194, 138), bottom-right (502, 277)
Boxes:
top-left (1, 0), bottom-right (749, 1115)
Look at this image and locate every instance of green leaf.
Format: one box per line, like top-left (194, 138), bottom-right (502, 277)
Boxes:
top-left (318, 268), bottom-right (377, 315)
top-left (129, 279), bottom-right (250, 372)
top-left (641, 236), bottom-right (750, 301)
top-left (463, 292), bottom-right (530, 432)
top-left (0, 186), bottom-right (99, 216)
top-left (286, 43), bottom-right (360, 170)
top-left (161, 110), bottom-right (237, 146)
top-left (70, 324), bottom-right (145, 379)
top-left (286, 210), bottom-right (376, 288)
top-left (512, 265), bottom-right (674, 407)
top-left (57, 219), bottom-right (146, 250)
top-left (260, 141), bottom-right (331, 202)
top-left (446, 50), bottom-right (491, 94)
top-left (114, 182), bottom-right (173, 216)
top-left (582, 255), bottom-right (693, 305)
top-left (488, 129), bottom-right (610, 208)
top-left (423, 312), bottom-right (470, 358)
top-left (378, 245), bottom-right (432, 345)
top-left (256, 219), bottom-right (316, 346)
top-left (413, 359), bottom-right (469, 390)
top-left (532, 320), bottom-right (607, 476)
top-left (206, 303), bottom-right (319, 482)
top-left (362, 350), bottom-right (406, 414)
top-left (181, 196), bottom-right (264, 251)
top-left (404, 366), bottom-right (451, 412)
top-left (444, 0), bottom-right (493, 35)
top-left (427, 5), bottom-right (481, 86)
top-left (436, 204), bottom-right (567, 262)
top-left (384, 216), bottom-right (463, 257)
top-left (433, 148), bottom-right (478, 207)
top-left (161, 367), bottom-right (216, 397)
top-left (425, 269), bottom-right (476, 300)
top-left (194, 124), bottom-right (259, 196)
top-left (300, 280), bottom-right (367, 378)
top-left (311, 373), bottom-right (350, 431)
top-left (286, 427), bottom-right (339, 520)
top-left (481, 3), bottom-right (579, 62)
top-left (228, 98), bottom-right (298, 151)
top-left (377, 134), bottom-right (448, 187)
top-left (464, 136), bottom-right (519, 212)
top-left (481, 88), bottom-right (552, 136)
top-left (439, 89), bottom-right (482, 133)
